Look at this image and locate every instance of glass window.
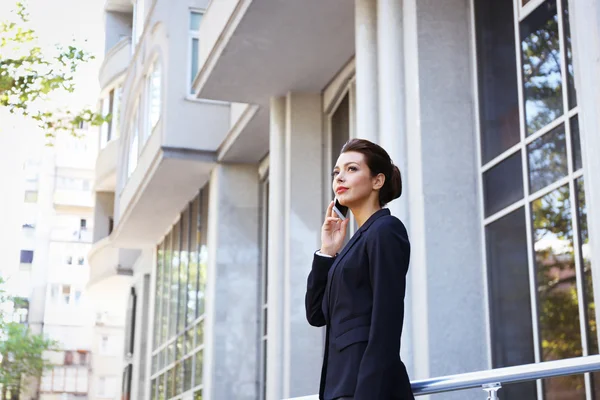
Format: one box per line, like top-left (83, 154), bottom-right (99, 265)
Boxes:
top-left (475, 0), bottom-right (521, 163)
top-left (191, 38), bottom-right (199, 90)
top-left (521, 0), bottom-right (563, 136)
top-left (532, 185), bottom-right (585, 397)
top-left (170, 220), bottom-right (181, 338)
top-left (527, 123), bottom-right (568, 193)
top-left (24, 190), bottom-right (38, 203)
top-left (190, 11), bottom-right (203, 30)
top-left (147, 60), bottom-right (162, 141)
top-left (155, 242), bottom-right (164, 349)
top-left (476, 2), bottom-right (595, 396)
top-left (162, 232), bottom-right (172, 345)
top-left (62, 285), bottom-right (71, 305)
top-left (189, 12), bottom-right (202, 93)
top-left (486, 208), bottom-right (536, 400)
top-left (483, 152), bottom-right (524, 217)
top-left (184, 356), bottom-right (193, 392)
top-left (187, 199), bottom-right (199, 326)
top-left (571, 116), bottom-right (582, 171)
top-left (20, 249), bottom-right (34, 264)
top-left (113, 86), bottom-right (122, 139)
top-left (179, 207), bottom-right (190, 334)
top-left (194, 350), bottom-right (203, 388)
top-left (562, 0), bottom-right (577, 109)
top-left (127, 106), bottom-right (140, 178)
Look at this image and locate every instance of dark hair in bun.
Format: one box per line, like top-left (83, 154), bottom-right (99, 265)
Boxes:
top-left (340, 138), bottom-right (402, 206)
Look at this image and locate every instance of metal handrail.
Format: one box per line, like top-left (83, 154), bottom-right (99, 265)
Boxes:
top-left (283, 354), bottom-right (600, 399)
top-left (413, 354), bottom-right (600, 395)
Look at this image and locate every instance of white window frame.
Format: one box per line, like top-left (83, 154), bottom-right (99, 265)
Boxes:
top-left (127, 101), bottom-right (140, 178)
top-left (144, 59), bottom-right (162, 144)
top-left (188, 10), bottom-right (204, 95)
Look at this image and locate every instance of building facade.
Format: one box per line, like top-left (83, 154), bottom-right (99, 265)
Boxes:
top-left (6, 128), bottom-right (104, 400)
top-left (93, 0), bottom-right (600, 399)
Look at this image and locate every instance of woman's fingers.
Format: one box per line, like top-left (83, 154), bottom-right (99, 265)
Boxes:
top-left (326, 200), bottom-right (334, 218)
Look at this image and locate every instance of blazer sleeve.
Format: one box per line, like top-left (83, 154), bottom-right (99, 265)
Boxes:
top-left (355, 217), bottom-right (410, 399)
top-left (305, 252), bottom-right (336, 327)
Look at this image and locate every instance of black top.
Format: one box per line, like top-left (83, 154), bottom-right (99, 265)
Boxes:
top-left (305, 209), bottom-right (414, 400)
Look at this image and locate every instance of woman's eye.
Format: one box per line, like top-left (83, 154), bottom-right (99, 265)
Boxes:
top-left (348, 166), bottom-right (357, 172)
top-left (331, 171), bottom-right (339, 177)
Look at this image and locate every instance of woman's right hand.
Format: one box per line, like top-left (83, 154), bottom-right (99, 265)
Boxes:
top-left (320, 200), bottom-right (349, 256)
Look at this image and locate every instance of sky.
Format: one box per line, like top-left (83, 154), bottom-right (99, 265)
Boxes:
top-left (0, 0), bottom-right (106, 288)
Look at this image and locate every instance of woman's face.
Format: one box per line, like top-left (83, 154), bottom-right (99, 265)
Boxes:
top-left (332, 151), bottom-right (381, 207)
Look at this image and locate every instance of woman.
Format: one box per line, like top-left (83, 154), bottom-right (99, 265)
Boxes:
top-left (305, 139), bottom-right (414, 400)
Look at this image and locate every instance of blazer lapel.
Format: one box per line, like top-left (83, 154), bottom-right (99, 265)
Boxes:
top-left (321, 209), bottom-right (392, 321)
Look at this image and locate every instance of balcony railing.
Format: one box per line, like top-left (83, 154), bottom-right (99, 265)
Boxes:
top-left (284, 355), bottom-right (600, 399)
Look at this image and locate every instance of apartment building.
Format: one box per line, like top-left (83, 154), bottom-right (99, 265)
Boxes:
top-left (92, 0), bottom-right (600, 399)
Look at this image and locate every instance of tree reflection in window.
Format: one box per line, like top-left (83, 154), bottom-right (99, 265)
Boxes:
top-left (521, 0), bottom-right (563, 136)
top-left (532, 185), bottom-right (585, 398)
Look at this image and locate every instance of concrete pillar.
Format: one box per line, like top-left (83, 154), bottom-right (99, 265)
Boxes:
top-left (355, 0), bottom-right (379, 142)
top-left (377, 0), bottom-right (414, 372)
top-left (204, 165), bottom-right (260, 400)
top-left (283, 93), bottom-right (325, 398)
top-left (570, 0), bottom-right (600, 337)
top-left (402, 0), bottom-right (487, 396)
top-left (266, 97), bottom-right (286, 400)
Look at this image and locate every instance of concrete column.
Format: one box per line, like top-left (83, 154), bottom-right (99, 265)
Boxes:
top-left (282, 93), bottom-right (325, 398)
top-left (402, 0), bottom-right (487, 396)
top-left (266, 97), bottom-right (286, 400)
top-left (204, 165), bottom-right (260, 400)
top-left (570, 0), bottom-right (600, 337)
top-left (355, 0), bottom-right (379, 142)
top-left (377, 0), bottom-right (414, 372)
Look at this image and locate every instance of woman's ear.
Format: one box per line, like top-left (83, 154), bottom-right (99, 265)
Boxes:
top-left (372, 173), bottom-right (385, 191)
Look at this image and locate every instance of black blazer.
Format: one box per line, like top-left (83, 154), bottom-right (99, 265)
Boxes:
top-left (305, 209), bottom-right (413, 400)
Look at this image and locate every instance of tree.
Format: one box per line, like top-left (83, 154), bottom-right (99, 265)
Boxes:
top-left (0, 1), bottom-right (106, 139)
top-left (0, 279), bottom-right (57, 399)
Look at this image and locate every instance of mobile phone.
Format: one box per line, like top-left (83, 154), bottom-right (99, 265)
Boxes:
top-left (333, 198), bottom-right (349, 220)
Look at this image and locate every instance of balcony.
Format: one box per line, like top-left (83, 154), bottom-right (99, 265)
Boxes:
top-left (87, 236), bottom-right (139, 289)
top-left (53, 190), bottom-right (95, 210)
top-left (99, 36), bottom-right (131, 89)
top-left (51, 228), bottom-right (93, 243)
top-left (194, 0), bottom-right (354, 105)
top-left (104, 0), bottom-right (133, 14)
top-left (95, 138), bottom-right (120, 192)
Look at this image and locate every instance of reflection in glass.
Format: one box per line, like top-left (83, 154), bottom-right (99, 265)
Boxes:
top-left (562, 0), bottom-right (577, 109)
top-left (165, 369), bottom-right (173, 399)
top-left (195, 321), bottom-right (204, 350)
top-left (528, 124), bottom-right (568, 193)
top-left (170, 221), bottom-right (181, 337)
top-left (576, 179), bottom-right (596, 351)
top-left (162, 233), bottom-right (172, 344)
top-left (483, 152), bottom-right (524, 217)
top-left (184, 356), bottom-right (193, 392)
top-left (154, 242), bottom-right (164, 349)
top-left (521, 0), bottom-right (563, 135)
top-left (194, 350), bottom-right (203, 387)
top-left (197, 188), bottom-right (209, 317)
top-left (486, 207), bottom-right (536, 399)
top-left (174, 363), bottom-right (182, 395)
top-left (188, 197), bottom-right (199, 325)
top-left (576, 178), bottom-right (600, 397)
top-left (179, 207), bottom-right (190, 334)
top-left (475, 0), bottom-right (521, 163)
top-left (158, 374), bottom-right (165, 400)
top-left (194, 390), bottom-right (203, 400)
top-left (532, 185), bottom-right (584, 399)
top-left (571, 116), bottom-right (582, 171)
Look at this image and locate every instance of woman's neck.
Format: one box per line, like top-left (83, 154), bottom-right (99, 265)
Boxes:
top-left (351, 201), bottom-right (382, 227)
